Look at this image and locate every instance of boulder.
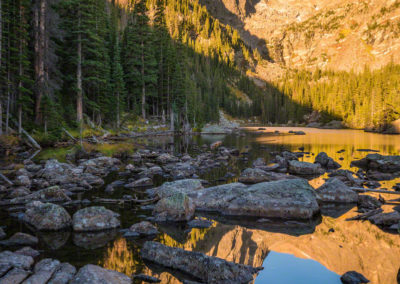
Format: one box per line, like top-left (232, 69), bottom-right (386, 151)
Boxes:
top-left (238, 168), bottom-right (298, 184)
top-left (15, 175), bottom-right (31, 188)
top-left (351, 154), bottom-right (400, 173)
top-left (140, 241), bottom-right (262, 284)
top-left (70, 264), bottom-right (131, 284)
top-left (288, 160), bottom-right (325, 176)
top-left (358, 195), bottom-right (382, 211)
top-left (314, 152), bottom-right (341, 169)
top-left (156, 153), bottom-right (179, 164)
top-left (124, 221), bottom-right (159, 238)
top-left (8, 187), bottom-right (31, 199)
top-left (0, 251), bottom-right (34, 269)
top-left (149, 179), bottom-right (203, 199)
top-left (22, 258), bottom-right (61, 284)
top-left (189, 180), bottom-right (319, 219)
top-left (252, 158), bottom-right (266, 168)
top-left (72, 207), bottom-right (120, 232)
top-left (0, 267), bottom-right (31, 283)
top-left (48, 263), bottom-right (76, 284)
top-left (368, 211), bottom-right (400, 227)
top-left (316, 178), bottom-right (358, 203)
top-left (125, 178), bottom-right (153, 188)
top-left (153, 192), bottom-right (195, 222)
top-left (340, 271), bottom-right (370, 284)
top-left (187, 219), bottom-right (213, 229)
top-left (23, 201), bottom-right (72, 231)
top-left (4, 186), bottom-right (71, 205)
top-left (0, 233), bottom-right (38, 247)
top-left (15, 247), bottom-right (40, 258)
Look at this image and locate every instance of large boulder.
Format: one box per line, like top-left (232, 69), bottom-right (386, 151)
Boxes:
top-left (315, 152), bottom-right (341, 169)
top-left (23, 201), bottom-right (72, 231)
top-left (153, 192), bottom-right (195, 222)
top-left (48, 262), bottom-right (76, 284)
top-left (0, 251), bottom-right (34, 270)
top-left (351, 154), bottom-right (400, 173)
top-left (141, 241), bottom-right (262, 284)
top-left (288, 160), bottom-right (325, 176)
top-left (70, 264), bottom-right (131, 284)
top-left (238, 168), bottom-right (298, 184)
top-left (368, 211), bottom-right (400, 227)
top-left (358, 195), bottom-right (382, 211)
top-left (72, 207), bottom-right (120, 232)
top-left (189, 180), bottom-right (319, 219)
top-left (149, 179), bottom-right (203, 198)
top-left (316, 178), bottom-right (358, 203)
top-left (124, 221), bottom-right (159, 238)
top-left (23, 258), bottom-right (61, 284)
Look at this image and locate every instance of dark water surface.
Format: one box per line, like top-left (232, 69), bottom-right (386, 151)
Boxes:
top-left (1, 127), bottom-right (400, 283)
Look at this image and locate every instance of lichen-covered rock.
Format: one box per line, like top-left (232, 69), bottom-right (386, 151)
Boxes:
top-left (23, 201), bottom-right (71, 231)
top-left (316, 178), bottom-right (358, 203)
top-left (153, 192), bottom-right (195, 222)
top-left (238, 168), bottom-right (298, 184)
top-left (149, 179), bottom-right (203, 198)
top-left (288, 160), bottom-right (325, 176)
top-left (22, 258), bottom-right (61, 284)
top-left (70, 264), bottom-right (131, 284)
top-left (189, 180), bottom-right (319, 219)
top-left (72, 207), bottom-right (120, 232)
top-left (48, 262), bottom-right (76, 284)
top-left (124, 221), bottom-right (159, 238)
top-left (0, 251), bottom-right (34, 270)
top-left (140, 241), bottom-right (262, 284)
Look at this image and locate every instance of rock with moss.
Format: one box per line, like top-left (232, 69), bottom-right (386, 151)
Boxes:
top-left (23, 201), bottom-right (72, 231)
top-left (72, 207), bottom-right (120, 232)
top-left (153, 192), bottom-right (195, 222)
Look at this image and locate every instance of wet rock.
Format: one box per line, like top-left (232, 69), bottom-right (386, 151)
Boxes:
top-left (238, 168), bottom-right (298, 184)
top-left (149, 179), bottom-right (203, 199)
top-left (48, 262), bottom-right (76, 284)
top-left (156, 153), bottom-right (179, 164)
top-left (329, 170), bottom-right (364, 187)
top-left (72, 207), bottom-right (120, 232)
top-left (153, 192), bottom-right (195, 222)
top-left (315, 152), bottom-right (341, 169)
top-left (190, 180), bottom-right (319, 219)
top-left (187, 219), bottom-right (213, 229)
top-left (70, 264), bottom-right (131, 284)
top-left (125, 177), bottom-right (153, 188)
top-left (358, 195), bottom-right (382, 211)
top-left (0, 267), bottom-right (31, 283)
top-left (351, 154), bottom-right (400, 173)
top-left (132, 274), bottom-right (161, 283)
top-left (0, 228), bottom-right (5, 240)
top-left (340, 271), bottom-right (370, 284)
top-left (23, 201), bottom-right (71, 231)
top-left (0, 251), bottom-right (34, 269)
top-left (2, 186), bottom-right (71, 205)
top-left (141, 241), bottom-right (262, 284)
top-left (0, 233), bottom-right (38, 247)
top-left (316, 178), bottom-right (358, 203)
top-left (124, 221), bottom-right (159, 238)
top-left (23, 258), bottom-right (60, 284)
top-left (15, 247), bottom-right (40, 258)
top-left (288, 160), bottom-right (325, 176)
top-left (368, 211), bottom-right (400, 227)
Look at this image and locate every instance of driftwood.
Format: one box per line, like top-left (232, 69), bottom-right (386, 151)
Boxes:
top-left (27, 149), bottom-right (41, 161)
top-left (351, 187), bottom-right (400, 195)
top-left (0, 173), bottom-right (13, 186)
top-left (93, 196), bottom-right (159, 205)
top-left (62, 128), bottom-right (77, 142)
top-left (346, 208), bottom-right (383, 221)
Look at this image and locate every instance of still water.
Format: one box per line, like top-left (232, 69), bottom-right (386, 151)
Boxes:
top-left (2, 127), bottom-right (400, 283)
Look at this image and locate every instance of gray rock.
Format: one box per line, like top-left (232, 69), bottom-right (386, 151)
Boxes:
top-left (0, 228), bottom-right (5, 240)
top-left (0, 264), bottom-right (12, 278)
top-left (15, 176), bottom-right (31, 188)
top-left (8, 187), bottom-right (31, 199)
top-left (351, 154), bottom-right (400, 173)
top-left (48, 263), bottom-right (76, 284)
top-left (368, 211), bottom-right (400, 226)
top-left (124, 221), bottom-right (159, 237)
top-left (23, 201), bottom-right (71, 231)
top-left (0, 268), bottom-right (31, 284)
top-left (238, 168), bottom-right (298, 184)
top-left (340, 271), bottom-right (370, 284)
top-left (70, 264), bottom-right (131, 284)
top-left (153, 192), bottom-right (195, 222)
top-left (0, 233), bottom-right (38, 247)
top-left (22, 258), bottom-right (60, 284)
top-left (288, 160), bottom-right (325, 176)
top-left (72, 207), bottom-right (120, 232)
top-left (156, 153), bottom-right (179, 164)
top-left (0, 251), bottom-right (34, 270)
top-left (4, 186), bottom-right (71, 205)
top-left (358, 195), bottom-right (382, 211)
top-left (140, 241), bottom-right (262, 284)
top-left (315, 152), bottom-right (341, 169)
top-left (124, 177), bottom-right (153, 188)
top-left (15, 247), bottom-right (40, 258)
top-left (252, 158), bottom-right (266, 168)
top-left (316, 178), bottom-right (358, 203)
top-left (150, 179), bottom-right (204, 199)
top-left (210, 141), bottom-right (223, 150)
top-left (190, 180), bottom-right (319, 219)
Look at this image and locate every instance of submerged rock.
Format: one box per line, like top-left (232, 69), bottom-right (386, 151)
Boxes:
top-left (340, 271), bottom-right (370, 284)
top-left (316, 178), bottom-right (358, 203)
top-left (288, 160), bottom-right (325, 176)
top-left (124, 221), bottom-right (159, 238)
top-left (0, 233), bottom-right (38, 247)
top-left (189, 179), bottom-right (319, 219)
top-left (141, 241), bottom-right (262, 284)
top-left (153, 192), bottom-right (195, 222)
top-left (238, 168), bottom-right (298, 184)
top-left (23, 201), bottom-right (72, 231)
top-left (72, 207), bottom-right (120, 232)
top-left (70, 264), bottom-right (131, 284)
top-left (351, 154), bottom-right (400, 173)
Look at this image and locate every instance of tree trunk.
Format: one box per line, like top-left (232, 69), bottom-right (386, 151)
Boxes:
top-left (76, 10), bottom-right (83, 122)
top-left (141, 41), bottom-right (146, 119)
top-left (0, 0), bottom-right (2, 135)
top-left (0, 102), bottom-right (2, 136)
top-left (116, 91), bottom-right (120, 129)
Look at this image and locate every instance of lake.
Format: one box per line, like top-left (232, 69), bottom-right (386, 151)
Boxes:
top-left (1, 127), bottom-right (400, 283)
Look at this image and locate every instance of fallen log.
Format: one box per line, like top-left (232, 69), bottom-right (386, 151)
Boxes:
top-left (62, 128), bottom-right (77, 142)
top-left (346, 208), bottom-right (383, 221)
top-left (351, 187), bottom-right (400, 195)
top-left (93, 197), bottom-right (159, 205)
top-left (27, 149), bottom-right (41, 161)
